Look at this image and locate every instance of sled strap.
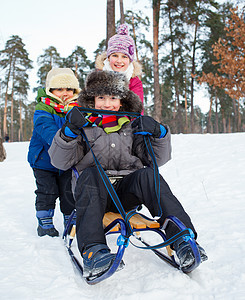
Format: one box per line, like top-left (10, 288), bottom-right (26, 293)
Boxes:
top-left (78, 109), bottom-right (162, 222)
top-left (81, 130), bottom-right (133, 236)
top-left (131, 228), bottom-right (195, 250)
top-left (124, 210), bottom-right (139, 227)
top-left (78, 107), bottom-right (141, 119)
top-left (77, 108), bottom-right (162, 236)
top-left (76, 108), bottom-right (141, 236)
top-left (144, 135), bottom-right (162, 217)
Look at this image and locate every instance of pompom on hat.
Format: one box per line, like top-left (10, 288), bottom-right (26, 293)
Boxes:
top-left (107, 24), bottom-right (135, 62)
top-left (45, 68), bottom-right (80, 103)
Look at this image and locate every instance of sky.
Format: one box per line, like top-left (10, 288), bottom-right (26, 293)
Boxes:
top-left (0, 0), bottom-right (226, 113)
top-left (1, 132), bottom-right (245, 299)
top-left (0, 0), bottom-right (152, 59)
top-left (0, 0), bottom-right (148, 70)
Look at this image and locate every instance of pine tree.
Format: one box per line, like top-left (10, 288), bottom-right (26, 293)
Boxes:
top-left (36, 46), bottom-right (62, 88)
top-left (63, 46), bottom-right (92, 89)
top-left (0, 35), bottom-right (32, 140)
top-left (94, 39), bottom-right (107, 59)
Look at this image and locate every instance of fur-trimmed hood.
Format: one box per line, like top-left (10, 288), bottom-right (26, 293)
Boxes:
top-left (78, 70), bottom-right (143, 114)
top-left (95, 52), bottom-right (142, 79)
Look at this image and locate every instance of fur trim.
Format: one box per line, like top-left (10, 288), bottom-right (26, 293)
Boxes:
top-left (78, 70), bottom-right (143, 114)
top-left (95, 52), bottom-right (142, 79)
top-left (45, 68), bottom-right (80, 104)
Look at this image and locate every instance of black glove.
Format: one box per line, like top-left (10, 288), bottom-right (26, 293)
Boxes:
top-left (131, 116), bottom-right (167, 138)
top-left (61, 107), bottom-right (88, 138)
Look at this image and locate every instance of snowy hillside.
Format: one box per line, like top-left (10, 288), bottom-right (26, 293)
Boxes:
top-left (1, 133), bottom-right (245, 300)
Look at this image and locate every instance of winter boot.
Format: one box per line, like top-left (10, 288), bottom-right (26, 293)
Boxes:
top-left (82, 244), bottom-right (124, 278)
top-left (36, 209), bottom-right (59, 237)
top-left (173, 238), bottom-right (208, 269)
top-left (63, 212), bottom-right (76, 234)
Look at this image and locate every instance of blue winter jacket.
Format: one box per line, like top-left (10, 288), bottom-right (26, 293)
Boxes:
top-left (27, 88), bottom-right (68, 172)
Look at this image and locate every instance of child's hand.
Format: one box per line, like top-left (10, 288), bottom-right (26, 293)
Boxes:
top-left (61, 107), bottom-right (88, 138)
top-left (132, 116), bottom-right (167, 138)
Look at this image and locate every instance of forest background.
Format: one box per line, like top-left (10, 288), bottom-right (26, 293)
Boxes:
top-left (0, 0), bottom-right (244, 142)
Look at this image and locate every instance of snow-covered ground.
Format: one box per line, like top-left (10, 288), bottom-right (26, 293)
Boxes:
top-left (1, 133), bottom-right (245, 300)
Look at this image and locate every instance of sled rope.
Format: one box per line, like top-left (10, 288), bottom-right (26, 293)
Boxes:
top-left (81, 130), bottom-right (133, 236)
top-left (76, 108), bottom-right (176, 244)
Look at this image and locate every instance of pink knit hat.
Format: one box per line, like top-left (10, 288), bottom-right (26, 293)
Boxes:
top-left (107, 24), bottom-right (135, 62)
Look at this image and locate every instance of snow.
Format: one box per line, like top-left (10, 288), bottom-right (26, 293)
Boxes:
top-left (1, 133), bottom-right (245, 299)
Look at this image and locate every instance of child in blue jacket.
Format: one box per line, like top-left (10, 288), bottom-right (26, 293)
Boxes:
top-left (28, 68), bottom-right (80, 237)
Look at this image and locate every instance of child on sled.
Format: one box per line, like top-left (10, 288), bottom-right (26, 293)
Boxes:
top-left (49, 70), bottom-right (207, 278)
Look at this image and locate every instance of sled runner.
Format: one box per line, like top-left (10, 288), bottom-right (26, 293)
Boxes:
top-left (63, 209), bottom-right (201, 285)
top-left (62, 107), bottom-right (202, 284)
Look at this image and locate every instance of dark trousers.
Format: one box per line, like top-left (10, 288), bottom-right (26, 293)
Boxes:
top-left (74, 167), bottom-right (196, 253)
top-left (33, 168), bottom-right (75, 215)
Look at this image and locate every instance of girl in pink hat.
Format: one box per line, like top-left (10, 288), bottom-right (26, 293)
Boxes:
top-left (95, 24), bottom-right (144, 113)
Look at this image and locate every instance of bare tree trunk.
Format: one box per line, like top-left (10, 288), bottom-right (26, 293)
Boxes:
top-left (207, 96), bottom-right (213, 133)
top-left (75, 55), bottom-right (78, 78)
top-left (228, 115), bottom-right (231, 133)
top-left (107, 0), bottom-right (116, 46)
top-left (215, 95), bottom-right (218, 133)
top-left (19, 98), bottom-right (23, 141)
top-left (167, 5), bottom-right (180, 132)
top-left (10, 87), bottom-right (14, 142)
top-left (221, 108), bottom-right (226, 133)
top-left (231, 97), bottom-right (237, 132)
top-left (119, 0), bottom-right (125, 24)
top-left (3, 94), bottom-right (9, 138)
top-left (153, 0), bottom-right (161, 122)
top-left (237, 98), bottom-right (241, 131)
top-left (184, 84), bottom-right (188, 134)
top-left (10, 69), bottom-right (16, 142)
top-left (3, 62), bottom-right (12, 137)
top-left (190, 18), bottom-right (199, 133)
top-left (131, 16), bottom-right (139, 62)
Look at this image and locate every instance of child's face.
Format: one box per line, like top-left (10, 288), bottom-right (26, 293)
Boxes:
top-left (109, 52), bottom-right (130, 73)
top-left (95, 95), bottom-right (121, 111)
top-left (51, 88), bottom-right (74, 101)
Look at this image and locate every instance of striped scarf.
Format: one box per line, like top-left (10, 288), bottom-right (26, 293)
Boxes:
top-left (40, 97), bottom-right (79, 114)
top-left (88, 114), bottom-right (130, 134)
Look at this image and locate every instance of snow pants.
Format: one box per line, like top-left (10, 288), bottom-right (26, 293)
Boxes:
top-left (33, 168), bottom-right (75, 215)
top-left (74, 167), bottom-right (197, 253)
